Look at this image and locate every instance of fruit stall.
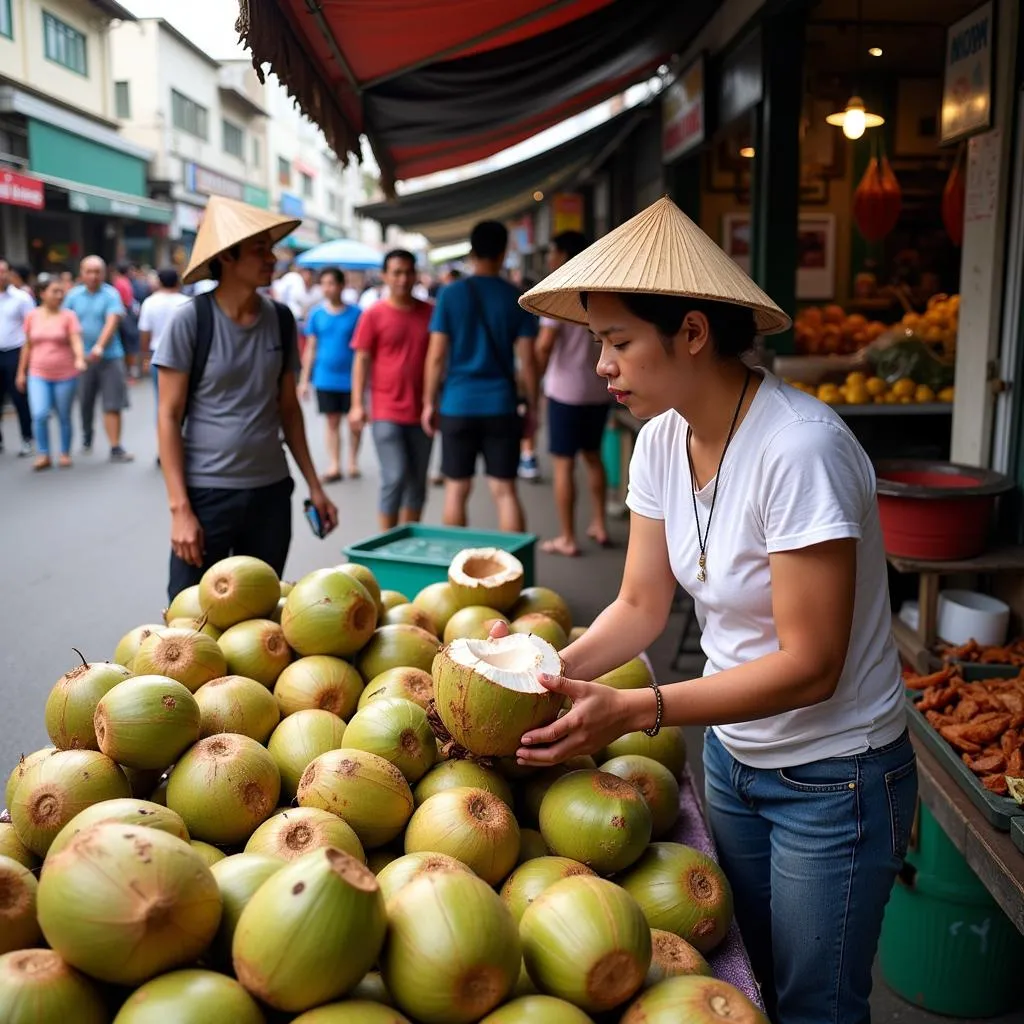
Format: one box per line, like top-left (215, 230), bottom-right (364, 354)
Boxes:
top-left (0, 536), bottom-right (769, 1023)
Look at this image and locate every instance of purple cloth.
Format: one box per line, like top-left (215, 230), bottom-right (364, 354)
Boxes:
top-left (670, 765), bottom-right (765, 1009)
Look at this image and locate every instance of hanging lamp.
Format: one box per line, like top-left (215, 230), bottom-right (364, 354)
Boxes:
top-left (826, 0), bottom-right (885, 139)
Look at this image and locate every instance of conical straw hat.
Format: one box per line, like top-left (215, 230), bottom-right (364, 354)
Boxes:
top-left (520, 195), bottom-right (791, 335)
top-left (182, 196), bottom-right (301, 284)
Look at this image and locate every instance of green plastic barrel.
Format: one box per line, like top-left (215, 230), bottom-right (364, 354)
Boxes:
top-left (601, 425), bottom-right (621, 490)
top-left (879, 805), bottom-right (1024, 1018)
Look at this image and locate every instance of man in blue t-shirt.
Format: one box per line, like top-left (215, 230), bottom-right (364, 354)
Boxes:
top-left (298, 267), bottom-right (362, 482)
top-left (63, 255), bottom-right (132, 461)
top-left (423, 221), bottom-right (538, 531)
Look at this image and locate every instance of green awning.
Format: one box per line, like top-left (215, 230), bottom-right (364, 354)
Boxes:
top-left (33, 172), bottom-right (173, 224)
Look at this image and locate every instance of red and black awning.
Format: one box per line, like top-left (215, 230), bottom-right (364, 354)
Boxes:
top-left (236, 0), bottom-right (716, 190)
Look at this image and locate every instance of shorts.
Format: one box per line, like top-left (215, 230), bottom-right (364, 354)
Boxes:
top-left (372, 420), bottom-right (433, 515)
top-left (80, 357), bottom-right (128, 415)
top-left (440, 413), bottom-right (522, 481)
top-left (317, 389), bottom-right (351, 415)
top-left (547, 397), bottom-right (610, 457)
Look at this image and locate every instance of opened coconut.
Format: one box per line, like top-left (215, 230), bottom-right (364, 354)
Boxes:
top-left (233, 848), bottom-right (387, 1012)
top-left (356, 624), bottom-right (439, 681)
top-left (376, 851), bottom-right (471, 903)
top-left (510, 613), bottom-right (568, 650)
top-left (343, 698), bottom-right (436, 783)
top-left (501, 856), bottom-right (596, 923)
top-left (449, 548), bottom-right (524, 612)
top-left (166, 734), bottom-right (280, 845)
top-left (0, 855), bottom-right (42, 955)
top-left (132, 628), bottom-right (226, 692)
top-left (521, 875), bottom-right (651, 1012)
top-left (621, 975), bottom-right (768, 1023)
top-left (597, 657), bottom-right (653, 690)
top-left (198, 556), bottom-right (281, 629)
top-left (114, 968), bottom-right (265, 1024)
top-left (165, 584), bottom-right (204, 624)
top-left (267, 709), bottom-right (347, 800)
top-left (381, 870), bottom-right (521, 1024)
top-left (0, 825), bottom-right (35, 870)
top-left (274, 654), bottom-right (363, 719)
top-left (47, 798), bottom-right (188, 859)
top-left (209, 853), bottom-right (283, 965)
top-left (600, 755), bottom-right (680, 838)
top-left (443, 606), bottom-right (509, 644)
top-left (480, 995), bottom-right (596, 1023)
top-left (297, 748), bottom-right (414, 848)
top-left (0, 949), bottom-right (108, 1024)
top-left (645, 930), bottom-right (712, 988)
top-left (37, 822), bottom-right (221, 985)
top-left (10, 749), bottom-right (130, 856)
top-left (217, 619), bottom-right (293, 686)
top-left (194, 674), bottom-right (281, 743)
top-left (245, 807), bottom-right (365, 863)
top-left (510, 587), bottom-right (572, 635)
top-left (359, 667), bottom-right (434, 710)
top-left (382, 603), bottom-right (438, 636)
top-left (281, 569), bottom-right (378, 657)
top-left (94, 675), bottom-right (201, 770)
top-left (413, 760), bottom-right (514, 808)
top-left (44, 655), bottom-right (132, 751)
top-left (380, 589), bottom-right (410, 611)
top-left (539, 770), bottom-right (651, 876)
top-left (413, 581), bottom-right (462, 634)
top-left (602, 728), bottom-right (687, 779)
top-left (404, 786), bottom-right (520, 885)
top-left (619, 843), bottom-right (733, 953)
top-left (433, 633), bottom-right (562, 757)
top-left (113, 624), bottom-right (164, 670)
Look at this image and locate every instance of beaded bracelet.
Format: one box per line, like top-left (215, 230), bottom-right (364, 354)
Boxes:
top-left (642, 679), bottom-right (663, 737)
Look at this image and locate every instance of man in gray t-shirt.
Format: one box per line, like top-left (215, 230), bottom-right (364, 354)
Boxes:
top-left (154, 197), bottom-right (338, 602)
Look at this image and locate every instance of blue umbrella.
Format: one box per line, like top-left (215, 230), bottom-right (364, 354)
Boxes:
top-left (296, 237), bottom-right (384, 271)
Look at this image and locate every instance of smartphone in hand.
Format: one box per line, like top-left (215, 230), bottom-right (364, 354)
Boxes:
top-left (303, 499), bottom-right (326, 539)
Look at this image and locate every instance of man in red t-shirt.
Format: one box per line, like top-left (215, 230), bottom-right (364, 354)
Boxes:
top-left (350, 250), bottom-right (434, 530)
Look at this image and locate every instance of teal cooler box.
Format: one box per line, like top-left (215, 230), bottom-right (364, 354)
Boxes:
top-left (342, 525), bottom-right (537, 597)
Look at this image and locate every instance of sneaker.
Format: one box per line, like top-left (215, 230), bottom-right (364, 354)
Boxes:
top-left (110, 446), bottom-right (135, 463)
top-left (18, 440), bottom-right (33, 458)
top-left (82, 438), bottom-right (93, 454)
top-left (518, 453), bottom-right (539, 480)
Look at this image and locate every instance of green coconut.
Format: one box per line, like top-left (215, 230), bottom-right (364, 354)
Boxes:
top-left (644, 930), bottom-right (713, 988)
top-left (94, 676), bottom-right (201, 771)
top-left (217, 619), bottom-right (293, 687)
top-left (274, 655), bottom-right (364, 719)
top-left (0, 856), bottom-right (42, 955)
top-left (10, 749), bottom-right (130, 856)
top-left (381, 870), bottom-right (521, 1024)
top-left (517, 759), bottom-right (600, 822)
top-left (47, 798), bottom-right (189, 859)
top-left (448, 548), bottom-right (525, 612)
top-left (521, 875), bottom-right (651, 1012)
top-left (281, 569), bottom-right (378, 657)
top-left (167, 617), bottom-right (223, 640)
top-left (165, 584), bottom-right (204, 624)
top-left (122, 766), bottom-right (168, 800)
top-left (209, 853), bottom-right (284, 966)
top-left (600, 755), bottom-right (680, 838)
top-left (443, 606), bottom-right (509, 644)
top-left (601, 728), bottom-right (688, 779)
top-left (267, 709), bottom-right (347, 800)
top-left (297, 749), bottom-right (413, 848)
top-left (620, 975), bottom-right (769, 1024)
top-left (233, 848), bottom-right (387, 1012)
top-left (433, 634), bottom-right (562, 757)
top-left (509, 587), bottom-right (572, 635)
top-left (404, 787), bottom-right (520, 886)
top-left (194, 674), bottom-right (281, 743)
top-left (538, 770), bottom-right (652, 876)
top-left (569, 626), bottom-right (589, 642)
top-left (380, 589), bottom-right (410, 612)
top-left (0, 825), bottom-right (36, 870)
top-left (480, 995), bottom-right (596, 1023)
top-left (132, 628), bottom-right (227, 693)
top-left (337, 562), bottom-right (384, 615)
top-left (44, 655), bottom-right (133, 751)
top-left (517, 828), bottom-right (550, 864)
top-left (166, 734), bottom-right (280, 845)
top-left (510, 613), bottom-right (568, 651)
top-left (113, 624), bottom-right (164, 670)
top-left (596, 657), bottom-right (653, 690)
top-left (618, 843), bottom-right (734, 954)
top-left (113, 968), bottom-right (265, 1023)
top-left (245, 806), bottom-right (365, 863)
top-left (412, 581), bottom-right (462, 634)
top-left (382, 603), bottom-right (439, 636)
top-left (357, 624), bottom-right (439, 681)
top-left (37, 822), bottom-right (222, 985)
top-left (376, 851), bottom-right (472, 903)
top-left (359, 667), bottom-right (435, 710)
top-left (0, 949), bottom-right (108, 1024)
top-left (5, 747), bottom-right (54, 809)
top-left (343, 698), bottom-right (436, 783)
top-left (413, 760), bottom-right (514, 808)
top-left (501, 856), bottom-right (596, 923)
top-left (292, 1004), bottom-right (411, 1023)
top-left (191, 840), bottom-right (226, 867)
top-left (199, 556), bottom-right (281, 629)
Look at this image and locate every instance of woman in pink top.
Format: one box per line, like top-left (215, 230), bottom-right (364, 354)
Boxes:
top-left (537, 231), bottom-right (613, 557)
top-left (16, 274), bottom-right (86, 469)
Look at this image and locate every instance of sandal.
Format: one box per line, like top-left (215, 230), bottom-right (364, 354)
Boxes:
top-left (320, 471), bottom-right (343, 484)
top-left (33, 456), bottom-right (52, 471)
top-left (58, 454), bottom-right (73, 469)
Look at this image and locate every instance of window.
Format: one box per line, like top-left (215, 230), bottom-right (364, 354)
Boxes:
top-left (114, 81), bottom-right (130, 119)
top-left (300, 172), bottom-right (313, 199)
top-left (171, 89), bottom-right (208, 140)
top-left (327, 191), bottom-right (336, 213)
top-left (277, 157), bottom-right (290, 186)
top-left (252, 137), bottom-right (261, 168)
top-left (43, 11), bottom-right (87, 75)
top-left (0, 0), bottom-right (12, 40)
top-left (222, 119), bottom-right (244, 158)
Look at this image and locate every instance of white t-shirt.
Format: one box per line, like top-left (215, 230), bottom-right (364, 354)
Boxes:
top-left (138, 291), bottom-right (190, 356)
top-left (626, 370), bottom-right (904, 769)
top-left (0, 284), bottom-right (35, 351)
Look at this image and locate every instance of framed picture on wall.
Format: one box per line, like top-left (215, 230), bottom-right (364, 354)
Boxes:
top-left (722, 212), bottom-right (752, 274)
top-left (796, 213), bottom-right (836, 300)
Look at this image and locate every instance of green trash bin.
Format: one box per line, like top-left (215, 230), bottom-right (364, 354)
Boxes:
top-left (879, 804), bottom-right (1024, 1018)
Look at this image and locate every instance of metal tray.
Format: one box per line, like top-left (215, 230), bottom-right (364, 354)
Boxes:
top-left (905, 694), bottom-right (1023, 831)
top-left (1012, 817), bottom-right (1024, 856)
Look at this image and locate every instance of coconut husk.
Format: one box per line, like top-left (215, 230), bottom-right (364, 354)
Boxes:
top-left (425, 700), bottom-right (496, 769)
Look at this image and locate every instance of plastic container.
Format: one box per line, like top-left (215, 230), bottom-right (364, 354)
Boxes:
top-left (936, 589), bottom-right (1010, 647)
top-left (880, 805), bottom-right (1024, 1017)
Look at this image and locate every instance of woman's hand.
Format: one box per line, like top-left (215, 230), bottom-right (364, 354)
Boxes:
top-left (74, 356), bottom-right (87, 373)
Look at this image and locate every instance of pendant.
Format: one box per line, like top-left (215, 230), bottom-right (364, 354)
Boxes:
top-left (697, 553), bottom-right (707, 583)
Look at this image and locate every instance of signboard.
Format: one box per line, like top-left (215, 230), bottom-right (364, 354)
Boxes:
top-left (243, 184), bottom-right (270, 209)
top-left (551, 193), bottom-right (584, 234)
top-left (279, 192), bottom-right (304, 218)
top-left (941, 1), bottom-right (994, 144)
top-left (183, 162), bottom-right (245, 201)
top-left (662, 58), bottom-right (705, 162)
top-left (68, 190), bottom-right (172, 224)
top-left (0, 169), bottom-right (44, 210)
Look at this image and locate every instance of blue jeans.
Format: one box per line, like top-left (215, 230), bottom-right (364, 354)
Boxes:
top-left (371, 420), bottom-right (433, 516)
top-left (703, 728), bottom-right (917, 1024)
top-left (27, 376), bottom-right (77, 456)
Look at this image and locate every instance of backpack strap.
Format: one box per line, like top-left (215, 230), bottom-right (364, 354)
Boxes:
top-left (273, 300), bottom-right (296, 387)
top-left (183, 291), bottom-right (215, 425)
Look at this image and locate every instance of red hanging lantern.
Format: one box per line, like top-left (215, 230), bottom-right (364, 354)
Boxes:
top-left (853, 139), bottom-right (902, 242)
top-left (942, 144), bottom-right (967, 247)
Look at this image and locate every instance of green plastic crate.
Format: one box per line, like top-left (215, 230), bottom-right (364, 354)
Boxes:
top-left (343, 525), bottom-right (536, 597)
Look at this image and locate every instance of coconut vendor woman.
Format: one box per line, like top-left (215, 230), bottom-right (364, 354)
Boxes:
top-left (512, 196), bottom-right (916, 1024)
